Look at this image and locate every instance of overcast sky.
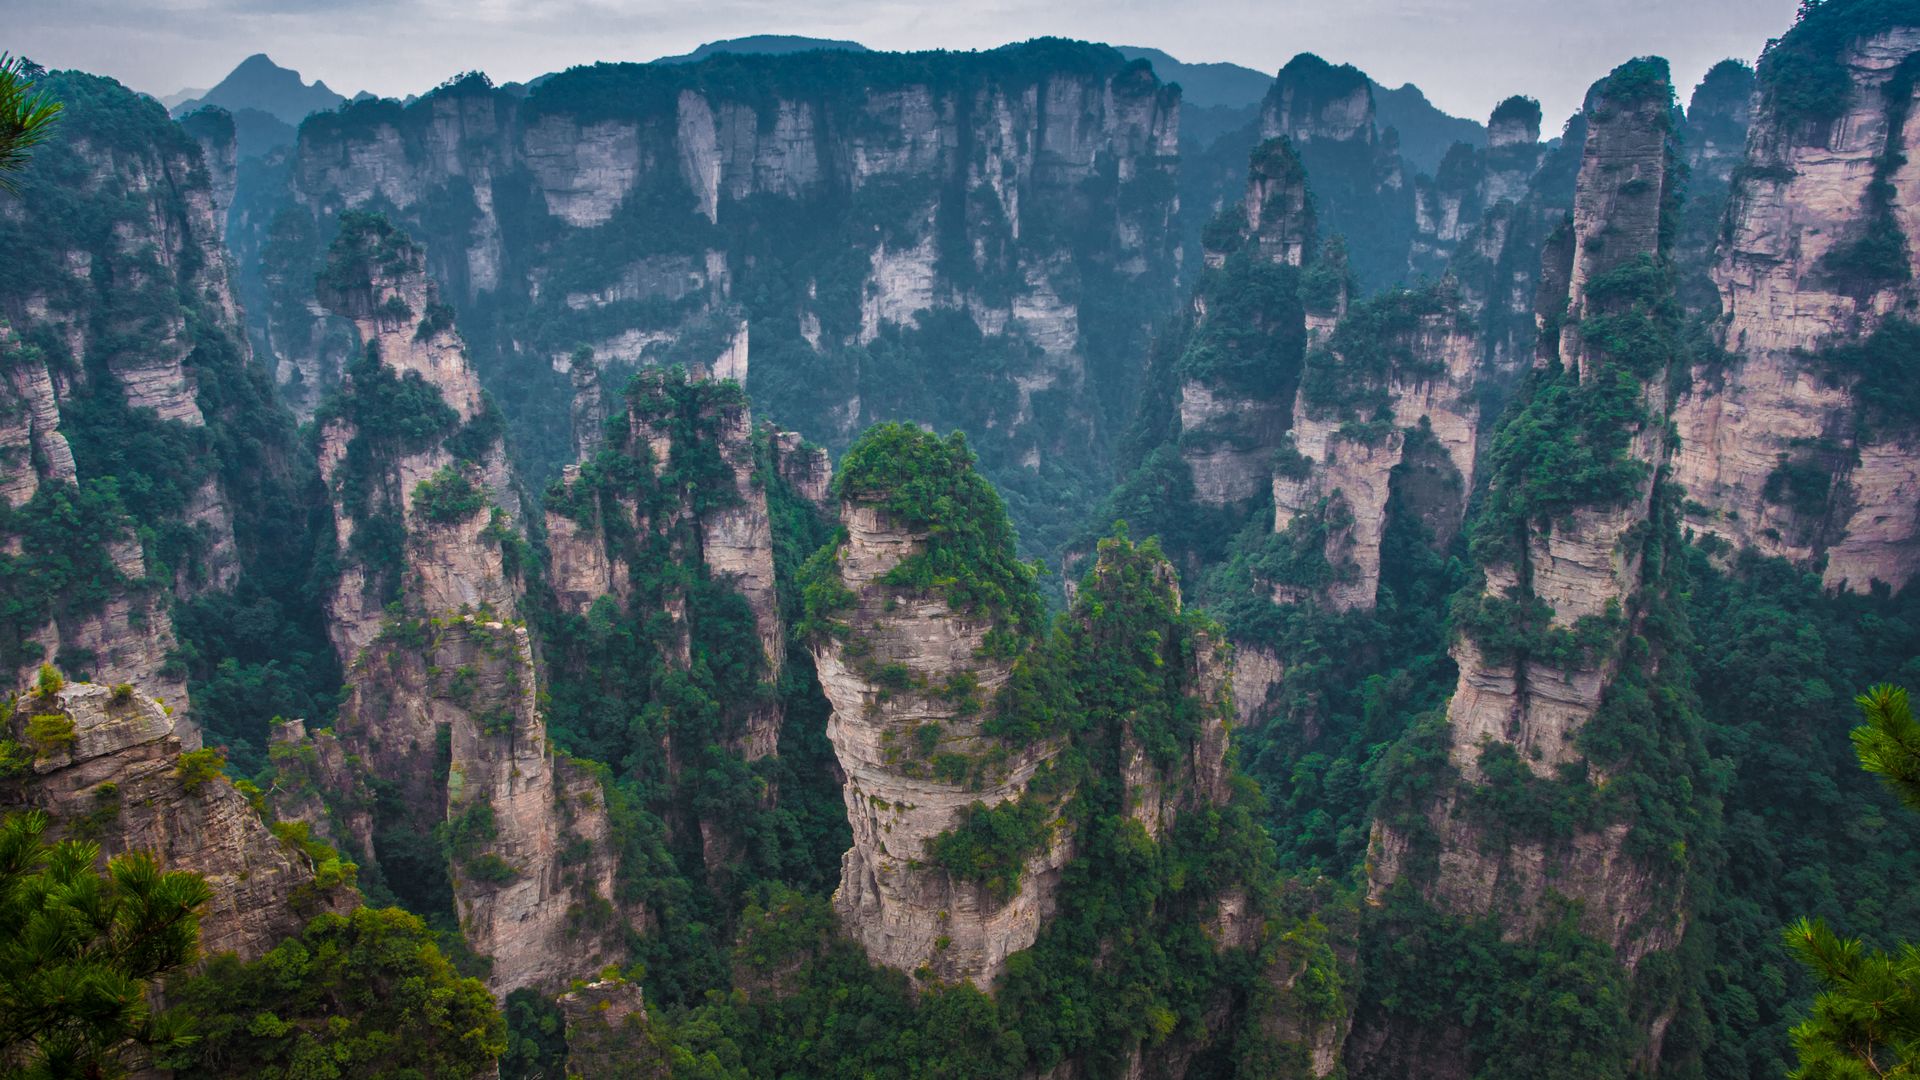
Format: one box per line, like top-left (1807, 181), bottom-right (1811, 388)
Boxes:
top-left (19, 0), bottom-right (1802, 126)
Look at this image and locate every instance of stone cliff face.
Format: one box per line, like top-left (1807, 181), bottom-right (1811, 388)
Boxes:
top-left (1673, 26), bottom-right (1920, 592)
top-left (0, 75), bottom-right (266, 712)
top-left (314, 214), bottom-right (520, 662)
top-left (296, 214), bottom-right (635, 994)
top-left (1273, 285), bottom-right (1479, 611)
top-left (253, 45), bottom-right (1182, 523)
top-left (811, 498), bottom-right (1070, 988)
top-left (1179, 138), bottom-right (1312, 508)
top-left (1359, 64), bottom-right (1689, 1074)
top-left (2, 679), bottom-right (346, 961)
top-left (543, 354), bottom-right (796, 762)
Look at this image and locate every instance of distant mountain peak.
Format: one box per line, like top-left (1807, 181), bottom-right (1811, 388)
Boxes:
top-left (653, 35), bottom-right (870, 65)
top-left (170, 53), bottom-right (348, 129)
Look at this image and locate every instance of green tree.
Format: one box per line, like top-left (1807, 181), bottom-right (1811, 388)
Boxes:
top-left (0, 809), bottom-right (213, 1078)
top-left (161, 906), bottom-right (505, 1079)
top-left (1785, 685), bottom-right (1920, 1078)
top-left (0, 55), bottom-right (61, 193)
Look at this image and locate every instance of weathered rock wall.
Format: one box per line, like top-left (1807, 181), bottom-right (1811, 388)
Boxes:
top-left (2, 680), bottom-right (346, 961)
top-left (811, 501), bottom-right (1070, 987)
top-left (1673, 27), bottom-right (1920, 592)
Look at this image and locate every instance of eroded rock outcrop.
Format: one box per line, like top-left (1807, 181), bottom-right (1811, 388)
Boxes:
top-left (1362, 60), bottom-right (1690, 1063)
top-left (0, 73), bottom-right (265, 709)
top-left (2, 678), bottom-right (348, 960)
top-left (543, 358), bottom-right (796, 762)
top-left (1271, 282), bottom-right (1479, 611)
top-left (811, 493), bottom-right (1070, 987)
top-left (1672, 23), bottom-right (1920, 592)
top-left (297, 213), bottom-right (634, 994)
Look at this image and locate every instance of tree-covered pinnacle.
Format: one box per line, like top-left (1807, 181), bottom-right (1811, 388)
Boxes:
top-left (832, 422), bottom-right (1044, 644)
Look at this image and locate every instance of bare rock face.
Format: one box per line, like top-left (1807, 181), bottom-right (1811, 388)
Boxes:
top-left (1368, 58), bottom-right (1685, 970)
top-left (0, 78), bottom-right (260, 710)
top-left (272, 47), bottom-right (1181, 466)
top-left (772, 430), bottom-right (833, 510)
top-left (314, 214), bottom-right (521, 664)
top-left (1274, 288), bottom-right (1478, 611)
top-left (0, 334), bottom-right (192, 713)
top-left (1672, 27), bottom-right (1920, 592)
top-left (2, 679), bottom-right (347, 961)
top-left (331, 618), bottom-right (635, 995)
top-left (1261, 55), bottom-right (1376, 146)
top-left (304, 216), bottom-right (635, 995)
top-left (1242, 138), bottom-right (1315, 268)
top-left (812, 500), bottom-right (1070, 987)
top-left (1180, 378), bottom-right (1292, 507)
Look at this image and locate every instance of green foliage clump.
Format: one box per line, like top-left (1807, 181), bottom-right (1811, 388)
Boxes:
top-left (413, 466), bottom-right (488, 524)
top-left (162, 907), bottom-right (506, 1079)
top-left (24, 711), bottom-right (75, 758)
top-left (1174, 250), bottom-right (1307, 399)
top-left (1764, 452), bottom-right (1835, 520)
top-left (1358, 889), bottom-right (1637, 1078)
top-left (174, 747), bottom-right (227, 794)
top-left (316, 210), bottom-right (424, 306)
top-left (1758, 0), bottom-right (1920, 128)
top-left (1468, 365), bottom-right (1653, 565)
top-left (1781, 685), bottom-right (1920, 1078)
top-left (1824, 317), bottom-right (1920, 440)
top-left (831, 423), bottom-right (1044, 648)
top-left (1298, 280), bottom-right (1458, 418)
top-left (926, 797), bottom-right (1054, 902)
top-left (0, 809), bottom-right (214, 1078)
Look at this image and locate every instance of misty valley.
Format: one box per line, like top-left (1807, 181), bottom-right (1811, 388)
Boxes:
top-left (3, 2), bottom-right (1920, 1077)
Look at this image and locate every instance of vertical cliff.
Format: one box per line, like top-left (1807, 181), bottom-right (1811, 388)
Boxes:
top-left (1270, 281), bottom-right (1479, 611)
top-left (1, 676), bottom-right (351, 961)
top-left (0, 71), bottom-right (296, 721)
top-left (298, 212), bottom-right (634, 995)
top-left (247, 44), bottom-right (1183, 555)
top-left (1356, 58), bottom-right (1701, 1075)
top-left (1178, 138), bottom-right (1313, 507)
top-left (542, 356), bottom-right (793, 765)
top-left (1672, 13), bottom-right (1920, 592)
top-left (803, 426), bottom-right (1068, 987)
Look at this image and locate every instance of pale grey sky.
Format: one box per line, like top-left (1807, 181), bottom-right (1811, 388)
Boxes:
top-left (18, 0), bottom-right (1803, 127)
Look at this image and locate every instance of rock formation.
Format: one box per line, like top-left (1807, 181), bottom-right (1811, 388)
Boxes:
top-left (810, 491), bottom-right (1072, 987)
top-left (0, 72), bottom-right (265, 715)
top-left (543, 355), bottom-right (796, 762)
top-left (1272, 282), bottom-right (1479, 611)
top-left (1672, 24), bottom-right (1920, 592)
top-left (1358, 60), bottom-right (1692, 1072)
top-left (1, 677), bottom-right (348, 960)
top-left (249, 43), bottom-right (1183, 520)
top-left (294, 213), bottom-right (635, 994)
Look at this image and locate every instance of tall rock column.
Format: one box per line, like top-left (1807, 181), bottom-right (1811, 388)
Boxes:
top-left (1270, 281), bottom-right (1479, 611)
top-left (1360, 59), bottom-right (1695, 1073)
top-left (303, 212), bottom-right (634, 995)
top-left (806, 425), bottom-right (1069, 988)
top-left (1672, 18), bottom-right (1920, 591)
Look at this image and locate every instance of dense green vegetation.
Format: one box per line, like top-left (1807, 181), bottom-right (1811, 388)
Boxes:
top-left (0, 69), bottom-right (341, 776)
top-left (1780, 685), bottom-right (1920, 1078)
top-left (0, 809), bottom-right (211, 1078)
top-left (162, 907), bottom-right (506, 1079)
top-left (815, 424), bottom-right (1046, 649)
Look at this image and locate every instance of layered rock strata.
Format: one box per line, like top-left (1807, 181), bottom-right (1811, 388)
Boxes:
top-left (1672, 26), bottom-right (1920, 592)
top-left (1368, 58), bottom-right (1687, 969)
top-left (2, 679), bottom-right (345, 960)
top-left (298, 215), bottom-right (633, 994)
top-left (811, 497), bottom-right (1071, 987)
